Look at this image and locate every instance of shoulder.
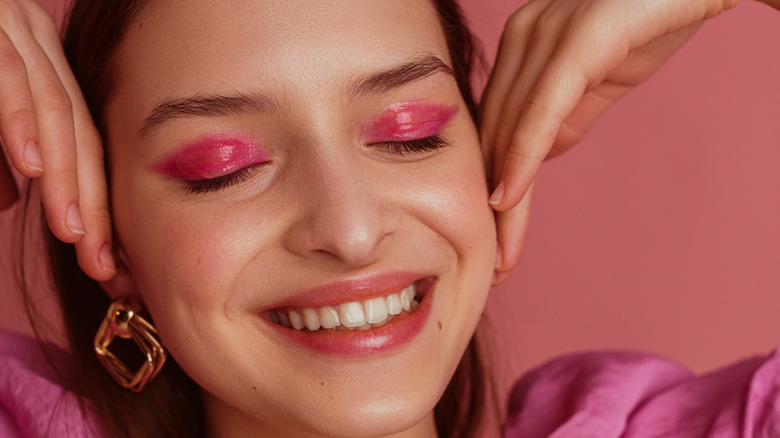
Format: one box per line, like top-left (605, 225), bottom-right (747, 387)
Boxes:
top-left (504, 349), bottom-right (780, 438)
top-left (0, 328), bottom-right (104, 437)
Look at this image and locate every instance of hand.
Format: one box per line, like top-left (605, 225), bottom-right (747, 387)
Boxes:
top-left (0, 0), bottom-right (114, 280)
top-left (480, 0), bottom-right (753, 285)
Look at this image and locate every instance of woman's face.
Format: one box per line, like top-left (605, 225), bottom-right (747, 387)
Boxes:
top-left (104, 0), bottom-right (496, 436)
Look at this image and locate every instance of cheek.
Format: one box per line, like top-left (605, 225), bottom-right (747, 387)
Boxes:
top-left (110, 163), bottom-right (264, 322)
top-left (413, 148), bottom-right (496, 260)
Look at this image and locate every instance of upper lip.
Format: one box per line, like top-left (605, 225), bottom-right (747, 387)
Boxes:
top-left (266, 271), bottom-right (430, 311)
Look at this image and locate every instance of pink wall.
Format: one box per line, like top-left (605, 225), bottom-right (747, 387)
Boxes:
top-left (3, 0), bottom-right (779, 391)
top-left (459, 0), bottom-right (780, 389)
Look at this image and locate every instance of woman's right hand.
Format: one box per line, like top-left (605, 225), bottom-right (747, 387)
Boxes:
top-left (1, 0), bottom-right (114, 279)
top-left (481, 0), bottom-right (779, 284)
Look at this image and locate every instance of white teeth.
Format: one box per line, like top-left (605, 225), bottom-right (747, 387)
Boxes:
top-left (271, 282), bottom-right (423, 331)
top-left (364, 297), bottom-right (389, 324)
top-left (278, 312), bottom-right (291, 328)
top-left (319, 306), bottom-right (339, 329)
top-left (386, 294), bottom-right (402, 315)
top-left (338, 302), bottom-right (366, 328)
top-left (288, 310), bottom-right (305, 331)
top-left (400, 287), bottom-right (412, 312)
top-left (302, 308), bottom-right (321, 331)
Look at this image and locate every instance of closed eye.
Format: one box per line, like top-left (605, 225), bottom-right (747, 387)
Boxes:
top-left (184, 165), bottom-right (261, 194)
top-left (373, 135), bottom-right (451, 156)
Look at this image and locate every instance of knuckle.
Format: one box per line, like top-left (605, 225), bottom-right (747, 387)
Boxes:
top-left (41, 90), bottom-right (74, 115)
top-left (7, 106), bottom-right (35, 125)
top-left (0, 45), bottom-right (26, 74)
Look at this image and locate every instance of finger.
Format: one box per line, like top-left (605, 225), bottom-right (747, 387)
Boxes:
top-left (15, 28), bottom-right (84, 243)
top-left (479, 3), bottom-right (541, 158)
top-left (489, 13), bottom-right (567, 188)
top-left (0, 27), bottom-right (42, 177)
top-left (31, 15), bottom-right (115, 279)
top-left (72, 119), bottom-right (114, 279)
top-left (491, 59), bottom-right (588, 212)
top-left (492, 182), bottom-right (534, 287)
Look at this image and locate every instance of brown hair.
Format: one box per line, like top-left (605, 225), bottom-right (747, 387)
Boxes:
top-left (35, 0), bottom-right (494, 436)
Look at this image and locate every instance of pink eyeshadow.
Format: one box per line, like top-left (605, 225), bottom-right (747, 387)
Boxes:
top-left (154, 134), bottom-right (270, 180)
top-left (365, 102), bottom-right (457, 142)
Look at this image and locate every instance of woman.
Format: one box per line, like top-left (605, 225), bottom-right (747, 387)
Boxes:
top-left (9, 0), bottom-right (498, 436)
top-left (1, 0), bottom-right (780, 433)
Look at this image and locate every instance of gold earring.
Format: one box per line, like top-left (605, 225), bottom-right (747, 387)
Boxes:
top-left (93, 297), bottom-right (167, 392)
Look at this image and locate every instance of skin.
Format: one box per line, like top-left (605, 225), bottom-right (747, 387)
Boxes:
top-left (0, 0), bottom-right (114, 279)
top-left (101, 0), bottom-right (496, 436)
top-left (3, 0), bottom-right (778, 293)
top-left (483, 0), bottom-right (780, 284)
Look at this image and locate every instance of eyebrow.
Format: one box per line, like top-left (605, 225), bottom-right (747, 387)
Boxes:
top-left (348, 54), bottom-right (454, 98)
top-left (138, 54), bottom-right (454, 137)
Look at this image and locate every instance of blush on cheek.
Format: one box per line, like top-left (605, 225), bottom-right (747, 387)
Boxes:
top-left (365, 102), bottom-right (457, 142)
top-left (154, 134), bottom-right (270, 180)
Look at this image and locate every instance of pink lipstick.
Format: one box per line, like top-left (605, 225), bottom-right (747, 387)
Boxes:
top-left (260, 273), bottom-right (436, 357)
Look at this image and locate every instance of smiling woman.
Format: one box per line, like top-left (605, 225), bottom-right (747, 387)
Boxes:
top-left (40, 0), bottom-right (496, 437)
top-left (6, 0), bottom-right (777, 437)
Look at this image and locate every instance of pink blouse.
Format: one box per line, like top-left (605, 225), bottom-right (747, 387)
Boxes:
top-left (0, 328), bottom-right (103, 437)
top-left (2, 327), bottom-right (778, 437)
top-left (504, 349), bottom-right (780, 437)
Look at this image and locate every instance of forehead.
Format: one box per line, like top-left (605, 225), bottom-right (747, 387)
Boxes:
top-left (114, 0), bottom-right (449, 105)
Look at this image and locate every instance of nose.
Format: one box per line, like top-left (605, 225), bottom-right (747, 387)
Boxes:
top-left (282, 148), bottom-right (397, 268)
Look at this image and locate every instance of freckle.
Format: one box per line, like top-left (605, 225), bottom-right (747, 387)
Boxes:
top-left (252, 386), bottom-right (257, 391)
top-left (438, 321), bottom-right (443, 330)
top-left (330, 396), bottom-right (334, 400)
top-left (320, 382), bottom-right (325, 386)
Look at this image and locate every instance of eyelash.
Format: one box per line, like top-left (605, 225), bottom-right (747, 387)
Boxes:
top-left (185, 135), bottom-right (451, 194)
top-left (373, 134), bottom-right (451, 156)
top-left (185, 165), bottom-right (259, 194)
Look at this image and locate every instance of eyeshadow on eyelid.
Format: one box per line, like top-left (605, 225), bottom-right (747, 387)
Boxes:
top-left (154, 134), bottom-right (270, 180)
top-left (365, 102), bottom-right (458, 142)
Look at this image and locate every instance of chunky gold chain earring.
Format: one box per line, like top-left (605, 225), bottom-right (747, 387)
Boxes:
top-left (93, 297), bottom-right (167, 392)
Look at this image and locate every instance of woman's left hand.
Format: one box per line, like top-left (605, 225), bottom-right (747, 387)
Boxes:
top-left (0, 0), bottom-right (114, 280)
top-left (481, 0), bottom-right (747, 285)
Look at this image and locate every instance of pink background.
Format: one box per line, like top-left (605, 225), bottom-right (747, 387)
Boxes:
top-left (459, 0), bottom-right (780, 393)
top-left (2, 0), bottom-right (779, 402)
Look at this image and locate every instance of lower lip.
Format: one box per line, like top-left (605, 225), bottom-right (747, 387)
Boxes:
top-left (265, 286), bottom-right (434, 358)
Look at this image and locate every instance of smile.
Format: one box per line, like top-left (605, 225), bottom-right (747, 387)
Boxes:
top-left (261, 275), bottom-right (434, 357)
top-left (269, 284), bottom-right (420, 332)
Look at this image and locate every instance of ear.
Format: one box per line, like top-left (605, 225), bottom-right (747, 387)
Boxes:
top-left (99, 247), bottom-right (140, 301)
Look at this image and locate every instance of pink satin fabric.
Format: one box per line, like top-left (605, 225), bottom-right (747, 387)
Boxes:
top-left (3, 325), bottom-right (779, 437)
top-left (505, 350), bottom-right (780, 437)
top-left (0, 328), bottom-right (103, 438)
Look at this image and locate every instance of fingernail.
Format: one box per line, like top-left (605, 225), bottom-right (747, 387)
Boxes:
top-left (99, 243), bottom-right (116, 273)
top-left (495, 242), bottom-right (503, 269)
top-left (66, 203), bottom-right (86, 235)
top-left (488, 180), bottom-right (505, 206)
top-left (24, 141), bottom-right (44, 172)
